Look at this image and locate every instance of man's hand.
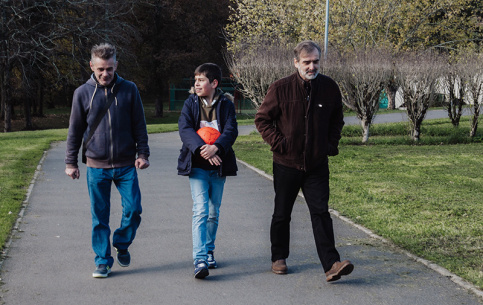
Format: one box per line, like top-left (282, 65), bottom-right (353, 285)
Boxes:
top-left (65, 167), bottom-right (80, 179)
top-left (200, 144), bottom-right (219, 160)
top-left (135, 158), bottom-right (150, 169)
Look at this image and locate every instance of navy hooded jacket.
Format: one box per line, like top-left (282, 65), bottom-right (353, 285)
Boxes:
top-left (177, 93), bottom-right (238, 177)
top-left (65, 74), bottom-right (149, 169)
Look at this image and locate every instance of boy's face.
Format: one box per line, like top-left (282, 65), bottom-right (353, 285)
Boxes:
top-left (194, 74), bottom-right (218, 98)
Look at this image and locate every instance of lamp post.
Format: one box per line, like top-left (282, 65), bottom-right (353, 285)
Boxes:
top-left (324, 0), bottom-right (329, 61)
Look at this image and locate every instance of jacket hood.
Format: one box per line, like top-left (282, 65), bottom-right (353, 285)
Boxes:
top-left (188, 87), bottom-right (235, 104)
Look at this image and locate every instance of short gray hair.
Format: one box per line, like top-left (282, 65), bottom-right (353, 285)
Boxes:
top-left (91, 43), bottom-right (116, 61)
top-left (293, 40), bottom-right (321, 61)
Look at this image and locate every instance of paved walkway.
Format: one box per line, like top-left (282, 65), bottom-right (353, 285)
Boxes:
top-left (0, 111), bottom-right (481, 304)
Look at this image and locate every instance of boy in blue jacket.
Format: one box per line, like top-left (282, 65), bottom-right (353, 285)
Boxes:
top-left (178, 63), bottom-right (238, 279)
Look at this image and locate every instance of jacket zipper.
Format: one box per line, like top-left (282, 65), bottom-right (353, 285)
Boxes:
top-left (106, 87), bottom-right (114, 167)
top-left (303, 84), bottom-right (312, 172)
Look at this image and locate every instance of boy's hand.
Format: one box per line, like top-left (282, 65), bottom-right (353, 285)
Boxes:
top-left (200, 144), bottom-right (218, 160)
top-left (208, 155), bottom-right (222, 166)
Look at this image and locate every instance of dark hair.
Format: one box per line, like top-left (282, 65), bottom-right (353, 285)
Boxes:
top-left (194, 63), bottom-right (222, 85)
top-left (91, 43), bottom-right (117, 61)
top-left (293, 40), bottom-right (321, 61)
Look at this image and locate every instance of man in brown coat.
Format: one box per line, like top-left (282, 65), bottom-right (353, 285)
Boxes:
top-left (255, 40), bottom-right (353, 282)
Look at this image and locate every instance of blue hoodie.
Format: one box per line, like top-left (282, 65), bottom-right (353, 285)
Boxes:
top-left (65, 74), bottom-right (149, 169)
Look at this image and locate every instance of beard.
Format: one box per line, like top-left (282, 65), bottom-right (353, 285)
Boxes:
top-left (299, 68), bottom-right (319, 81)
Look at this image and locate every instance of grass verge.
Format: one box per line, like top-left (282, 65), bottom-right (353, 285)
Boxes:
top-left (0, 129), bottom-right (68, 249)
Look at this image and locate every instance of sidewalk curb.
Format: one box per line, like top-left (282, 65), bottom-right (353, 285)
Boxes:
top-left (236, 158), bottom-right (483, 300)
top-left (0, 149), bottom-right (49, 273)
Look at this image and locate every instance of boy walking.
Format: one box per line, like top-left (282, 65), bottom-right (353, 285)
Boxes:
top-left (178, 63), bottom-right (238, 279)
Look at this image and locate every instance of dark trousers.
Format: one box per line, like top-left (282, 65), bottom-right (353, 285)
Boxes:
top-left (271, 162), bottom-right (340, 272)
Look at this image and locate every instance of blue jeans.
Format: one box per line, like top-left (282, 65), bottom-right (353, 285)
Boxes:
top-left (86, 165), bottom-right (142, 267)
top-left (189, 168), bottom-right (226, 263)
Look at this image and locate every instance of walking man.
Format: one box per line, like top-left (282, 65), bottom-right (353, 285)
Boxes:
top-left (65, 43), bottom-right (150, 278)
top-left (255, 40), bottom-right (353, 282)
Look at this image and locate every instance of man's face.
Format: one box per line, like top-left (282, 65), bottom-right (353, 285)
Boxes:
top-left (194, 74), bottom-right (217, 99)
top-left (294, 49), bottom-right (320, 81)
top-left (90, 56), bottom-right (117, 86)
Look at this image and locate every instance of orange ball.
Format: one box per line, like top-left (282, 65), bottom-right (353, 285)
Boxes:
top-left (197, 127), bottom-right (221, 145)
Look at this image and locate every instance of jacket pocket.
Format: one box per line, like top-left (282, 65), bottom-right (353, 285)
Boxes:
top-left (85, 133), bottom-right (109, 160)
top-left (177, 147), bottom-right (191, 173)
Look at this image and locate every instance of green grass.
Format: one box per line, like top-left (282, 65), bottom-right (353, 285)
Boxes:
top-left (330, 144), bottom-right (482, 289)
top-left (233, 124), bottom-right (482, 290)
top-left (0, 129), bottom-right (68, 247)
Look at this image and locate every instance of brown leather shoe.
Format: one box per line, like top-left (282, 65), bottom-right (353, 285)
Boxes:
top-left (325, 260), bottom-right (354, 282)
top-left (271, 259), bottom-right (287, 274)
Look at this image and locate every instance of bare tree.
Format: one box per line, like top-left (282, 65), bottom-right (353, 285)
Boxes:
top-left (386, 64), bottom-right (398, 110)
top-left (224, 40), bottom-right (294, 109)
top-left (327, 49), bottom-right (393, 143)
top-left (0, 0), bottom-right (141, 132)
top-left (462, 53), bottom-right (483, 137)
top-left (441, 58), bottom-right (466, 127)
top-left (396, 52), bottom-right (443, 141)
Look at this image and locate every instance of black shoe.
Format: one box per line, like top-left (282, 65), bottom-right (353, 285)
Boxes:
top-left (194, 260), bottom-right (209, 279)
top-left (207, 251), bottom-right (218, 269)
top-left (116, 248), bottom-right (131, 267)
top-left (92, 264), bottom-right (111, 278)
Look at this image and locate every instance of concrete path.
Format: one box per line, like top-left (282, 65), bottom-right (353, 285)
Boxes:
top-left (0, 111), bottom-right (481, 304)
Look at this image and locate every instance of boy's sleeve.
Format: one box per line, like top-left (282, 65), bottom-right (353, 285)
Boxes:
top-left (214, 100), bottom-right (238, 156)
top-left (178, 97), bottom-right (205, 153)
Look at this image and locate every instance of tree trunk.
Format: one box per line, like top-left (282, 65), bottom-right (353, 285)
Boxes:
top-left (38, 79), bottom-right (44, 117)
top-left (24, 98), bottom-right (33, 130)
top-left (155, 97), bottom-right (163, 118)
top-left (2, 65), bottom-right (12, 132)
top-left (361, 119), bottom-right (370, 143)
top-left (0, 72), bottom-right (3, 122)
top-left (469, 108), bottom-right (480, 137)
top-left (412, 124), bottom-right (420, 141)
top-left (386, 84), bottom-right (398, 110)
top-left (4, 102), bottom-right (11, 132)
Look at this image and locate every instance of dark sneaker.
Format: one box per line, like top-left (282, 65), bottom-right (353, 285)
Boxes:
top-left (194, 260), bottom-right (209, 279)
top-left (116, 248), bottom-right (131, 267)
top-left (325, 260), bottom-right (354, 282)
top-left (207, 251), bottom-right (218, 269)
top-left (92, 264), bottom-right (111, 278)
top-left (271, 259), bottom-right (287, 274)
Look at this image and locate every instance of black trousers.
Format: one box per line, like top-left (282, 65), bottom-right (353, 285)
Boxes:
top-left (271, 161), bottom-right (340, 272)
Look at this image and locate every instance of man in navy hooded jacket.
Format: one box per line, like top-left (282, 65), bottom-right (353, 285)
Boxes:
top-left (65, 43), bottom-right (149, 278)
